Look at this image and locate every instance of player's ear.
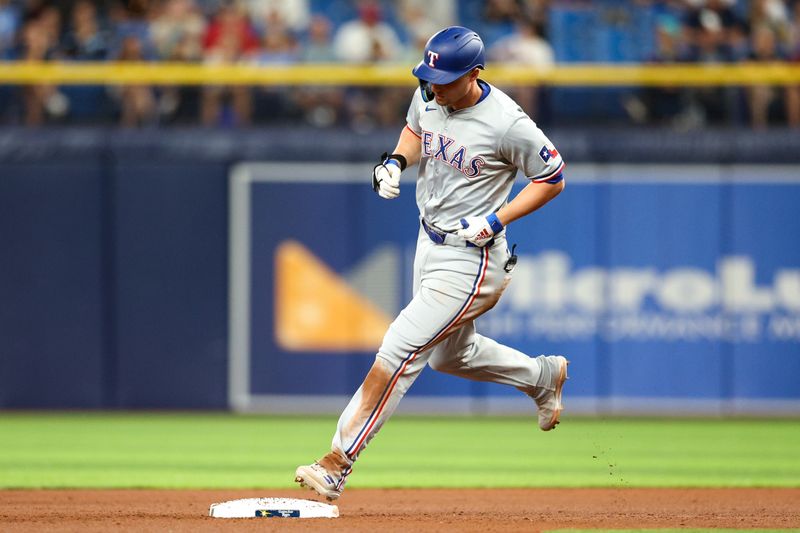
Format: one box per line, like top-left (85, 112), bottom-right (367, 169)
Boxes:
top-left (469, 68), bottom-right (480, 81)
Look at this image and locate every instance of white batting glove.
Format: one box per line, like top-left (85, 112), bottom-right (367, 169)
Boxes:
top-left (456, 213), bottom-right (504, 247)
top-left (372, 161), bottom-right (401, 199)
top-left (372, 153), bottom-right (406, 200)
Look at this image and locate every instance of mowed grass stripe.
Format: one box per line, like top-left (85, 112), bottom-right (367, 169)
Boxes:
top-left (0, 414), bottom-right (798, 488)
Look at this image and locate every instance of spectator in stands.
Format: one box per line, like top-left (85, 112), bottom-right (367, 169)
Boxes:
top-left (488, 18), bottom-right (554, 118)
top-left (37, 4), bottom-right (62, 57)
top-left (201, 2), bottom-right (258, 126)
top-left (294, 14), bottom-right (344, 127)
top-left (20, 11), bottom-right (67, 125)
top-left (749, 0), bottom-right (791, 47)
top-left (398, 3), bottom-right (443, 62)
top-left (652, 12), bottom-right (690, 63)
top-left (251, 10), bottom-right (298, 64)
top-left (20, 19), bottom-right (51, 126)
top-left (684, 0), bottom-right (740, 63)
top-left (484, 0), bottom-right (522, 24)
top-left (151, 0), bottom-right (206, 62)
top-left (625, 14), bottom-right (693, 126)
top-left (332, 1), bottom-right (406, 131)
top-left (682, 0), bottom-right (743, 126)
top-left (110, 0), bottom-right (156, 59)
top-left (332, 1), bottom-right (403, 63)
top-left (786, 0), bottom-right (800, 126)
top-left (106, 0), bottom-right (158, 127)
top-left (115, 35), bottom-right (157, 127)
top-left (789, 0), bottom-right (800, 52)
top-left (151, 0), bottom-right (206, 122)
top-left (0, 0), bottom-right (16, 120)
top-left (747, 0), bottom-right (798, 128)
top-left (727, 18), bottom-right (752, 62)
top-left (0, 0), bottom-right (20, 59)
top-left (490, 17), bottom-right (554, 66)
top-left (302, 13), bottom-right (334, 62)
top-left (747, 25), bottom-right (785, 128)
top-left (399, 0), bottom-right (455, 32)
top-left (484, 0), bottom-right (549, 26)
top-left (203, 3), bottom-right (259, 62)
top-left (520, 0), bottom-right (550, 28)
top-left (191, 0), bottom-right (220, 16)
top-left (244, 0), bottom-right (309, 35)
top-left (62, 0), bottom-right (109, 61)
top-left (20, 0), bottom-right (52, 28)
top-left (248, 11), bottom-right (302, 124)
top-left (57, 0), bottom-right (109, 124)
top-left (20, 16), bottom-right (51, 62)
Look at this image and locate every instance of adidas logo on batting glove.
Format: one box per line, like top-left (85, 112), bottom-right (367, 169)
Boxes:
top-left (457, 213), bottom-right (504, 247)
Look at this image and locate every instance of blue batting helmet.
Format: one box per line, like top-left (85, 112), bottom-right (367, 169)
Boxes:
top-left (412, 26), bottom-right (485, 85)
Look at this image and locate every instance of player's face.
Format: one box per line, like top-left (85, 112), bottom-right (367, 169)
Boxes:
top-left (430, 69), bottom-right (481, 109)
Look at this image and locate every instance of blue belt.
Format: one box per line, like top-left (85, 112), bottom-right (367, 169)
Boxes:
top-left (421, 219), bottom-right (493, 248)
top-left (421, 219), bottom-right (447, 244)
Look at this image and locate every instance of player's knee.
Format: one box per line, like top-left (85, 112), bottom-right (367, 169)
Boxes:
top-left (375, 349), bottom-right (406, 369)
top-left (428, 354), bottom-right (457, 374)
top-left (428, 340), bottom-right (476, 374)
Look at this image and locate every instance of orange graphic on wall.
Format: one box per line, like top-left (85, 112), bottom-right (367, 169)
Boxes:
top-left (274, 240), bottom-right (392, 352)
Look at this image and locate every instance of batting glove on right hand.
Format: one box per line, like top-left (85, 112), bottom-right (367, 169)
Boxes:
top-left (372, 153), bottom-right (405, 200)
top-left (456, 213), bottom-right (504, 247)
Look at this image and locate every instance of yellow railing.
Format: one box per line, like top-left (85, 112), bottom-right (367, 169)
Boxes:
top-left (1, 62), bottom-right (799, 86)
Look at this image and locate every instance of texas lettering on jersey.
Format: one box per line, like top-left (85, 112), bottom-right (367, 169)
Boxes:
top-left (421, 130), bottom-right (486, 178)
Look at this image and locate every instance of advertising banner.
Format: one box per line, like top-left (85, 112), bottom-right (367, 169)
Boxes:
top-left (229, 163), bottom-right (800, 414)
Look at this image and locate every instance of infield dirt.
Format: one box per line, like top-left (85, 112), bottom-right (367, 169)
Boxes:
top-left (1, 488), bottom-right (798, 531)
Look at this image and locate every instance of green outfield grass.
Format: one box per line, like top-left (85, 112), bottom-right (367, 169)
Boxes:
top-left (0, 413), bottom-right (798, 489)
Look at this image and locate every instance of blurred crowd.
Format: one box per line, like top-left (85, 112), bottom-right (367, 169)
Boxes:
top-left (631, 0), bottom-right (800, 128)
top-left (0, 0), bottom-right (798, 129)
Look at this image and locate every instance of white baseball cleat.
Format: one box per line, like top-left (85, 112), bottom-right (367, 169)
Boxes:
top-left (294, 462), bottom-right (344, 501)
top-left (531, 355), bottom-right (569, 431)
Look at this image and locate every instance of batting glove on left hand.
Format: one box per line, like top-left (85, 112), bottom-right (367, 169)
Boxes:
top-left (456, 213), bottom-right (504, 247)
top-left (372, 153), bottom-right (406, 200)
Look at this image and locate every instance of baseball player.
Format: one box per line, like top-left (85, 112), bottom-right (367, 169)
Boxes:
top-left (295, 26), bottom-right (568, 501)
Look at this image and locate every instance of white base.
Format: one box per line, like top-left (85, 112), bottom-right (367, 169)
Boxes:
top-left (209, 497), bottom-right (339, 518)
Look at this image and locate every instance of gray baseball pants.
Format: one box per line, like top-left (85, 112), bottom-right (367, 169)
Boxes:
top-left (327, 227), bottom-right (545, 485)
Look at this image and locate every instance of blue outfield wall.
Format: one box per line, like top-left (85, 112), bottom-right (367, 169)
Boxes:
top-left (0, 128), bottom-right (798, 412)
top-left (0, 160), bottom-right (107, 408)
top-left (0, 140), bottom-right (231, 409)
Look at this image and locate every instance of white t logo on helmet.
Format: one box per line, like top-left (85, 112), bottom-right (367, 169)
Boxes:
top-left (427, 50), bottom-right (440, 68)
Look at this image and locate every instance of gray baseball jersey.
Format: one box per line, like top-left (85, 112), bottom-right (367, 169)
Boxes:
top-left (325, 81), bottom-right (565, 490)
top-left (405, 81), bottom-right (565, 232)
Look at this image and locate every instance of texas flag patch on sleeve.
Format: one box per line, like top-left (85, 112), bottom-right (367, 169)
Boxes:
top-left (539, 144), bottom-right (559, 163)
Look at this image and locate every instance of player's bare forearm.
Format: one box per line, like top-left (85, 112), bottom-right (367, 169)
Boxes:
top-left (392, 126), bottom-right (422, 167)
top-left (496, 179), bottom-right (565, 226)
